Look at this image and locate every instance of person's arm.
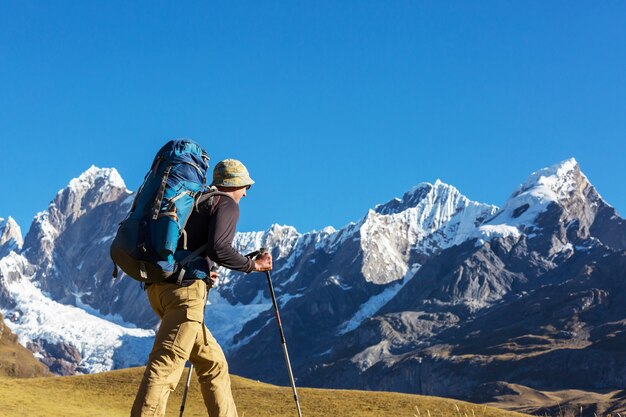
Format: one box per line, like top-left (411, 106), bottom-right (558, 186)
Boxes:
top-left (204, 197), bottom-right (256, 273)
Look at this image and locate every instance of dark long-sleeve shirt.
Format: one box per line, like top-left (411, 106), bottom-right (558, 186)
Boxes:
top-left (182, 194), bottom-right (255, 273)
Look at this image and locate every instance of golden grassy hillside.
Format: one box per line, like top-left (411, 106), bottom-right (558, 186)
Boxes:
top-left (0, 313), bottom-right (48, 378)
top-left (0, 367), bottom-right (529, 417)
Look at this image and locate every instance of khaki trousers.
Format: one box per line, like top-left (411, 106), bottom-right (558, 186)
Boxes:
top-left (131, 280), bottom-right (238, 417)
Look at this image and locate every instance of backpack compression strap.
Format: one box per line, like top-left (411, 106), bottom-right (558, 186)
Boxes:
top-left (151, 165), bottom-right (172, 220)
top-left (175, 243), bottom-right (208, 286)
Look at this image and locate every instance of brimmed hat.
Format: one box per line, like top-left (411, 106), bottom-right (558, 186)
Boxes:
top-left (211, 159), bottom-right (255, 188)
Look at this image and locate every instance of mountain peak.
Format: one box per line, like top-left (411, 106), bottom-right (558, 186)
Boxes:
top-left (0, 216), bottom-right (23, 256)
top-left (377, 180), bottom-right (463, 216)
top-left (406, 181), bottom-right (433, 195)
top-left (510, 157), bottom-right (601, 213)
top-left (46, 165), bottom-right (130, 228)
top-left (535, 157), bottom-right (578, 176)
top-left (406, 178), bottom-right (451, 195)
top-left (477, 158), bottom-right (607, 243)
top-left (22, 167), bottom-right (130, 263)
top-left (65, 166), bottom-right (127, 195)
top-left (361, 180), bottom-right (497, 284)
top-left (264, 224), bottom-right (301, 259)
top-left (518, 157), bottom-right (582, 197)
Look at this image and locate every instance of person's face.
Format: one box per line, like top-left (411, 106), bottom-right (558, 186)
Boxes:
top-left (232, 185), bottom-right (250, 203)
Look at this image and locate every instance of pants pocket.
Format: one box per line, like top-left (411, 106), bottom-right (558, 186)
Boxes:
top-left (157, 318), bottom-right (199, 360)
top-left (186, 281), bottom-right (206, 323)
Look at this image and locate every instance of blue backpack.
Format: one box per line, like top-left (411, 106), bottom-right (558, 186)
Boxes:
top-left (110, 139), bottom-right (220, 284)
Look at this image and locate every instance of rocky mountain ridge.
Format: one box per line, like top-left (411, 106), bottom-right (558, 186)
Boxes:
top-left (0, 167), bottom-right (153, 374)
top-left (0, 158), bottom-right (624, 414)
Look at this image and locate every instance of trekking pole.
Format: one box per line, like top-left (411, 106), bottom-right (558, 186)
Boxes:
top-left (179, 363), bottom-right (194, 417)
top-left (247, 248), bottom-right (303, 417)
top-left (179, 264), bottom-right (219, 417)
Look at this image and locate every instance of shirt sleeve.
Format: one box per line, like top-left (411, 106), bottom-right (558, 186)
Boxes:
top-left (204, 196), bottom-right (255, 273)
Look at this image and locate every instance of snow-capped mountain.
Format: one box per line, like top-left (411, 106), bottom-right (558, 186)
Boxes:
top-left (362, 180), bottom-right (497, 284)
top-left (1, 158), bottom-right (625, 413)
top-left (0, 167), bottom-right (154, 374)
top-left (209, 179), bottom-right (496, 363)
top-left (0, 217), bottom-right (23, 258)
top-left (0, 162), bottom-right (495, 375)
top-left (474, 157), bottom-right (622, 248)
top-left (298, 158), bottom-right (626, 410)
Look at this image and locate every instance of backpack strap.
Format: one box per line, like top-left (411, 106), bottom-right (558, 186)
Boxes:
top-left (195, 189), bottom-right (232, 212)
top-left (170, 190), bottom-right (193, 205)
top-left (175, 243), bottom-right (209, 285)
top-left (174, 189), bottom-right (232, 285)
top-left (181, 229), bottom-right (188, 250)
top-left (139, 262), bottom-right (148, 281)
top-left (175, 269), bottom-right (185, 286)
top-left (129, 155), bottom-right (165, 215)
top-left (182, 161), bottom-right (206, 180)
top-left (151, 165), bottom-right (172, 220)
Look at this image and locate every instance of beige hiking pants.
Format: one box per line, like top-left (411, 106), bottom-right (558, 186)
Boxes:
top-left (131, 280), bottom-right (238, 417)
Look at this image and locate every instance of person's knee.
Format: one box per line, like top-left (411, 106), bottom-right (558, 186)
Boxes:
top-left (145, 347), bottom-right (188, 378)
top-left (194, 355), bottom-right (229, 381)
top-left (151, 320), bottom-right (199, 362)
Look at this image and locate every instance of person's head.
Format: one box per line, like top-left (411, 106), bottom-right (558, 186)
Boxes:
top-left (211, 159), bottom-right (255, 204)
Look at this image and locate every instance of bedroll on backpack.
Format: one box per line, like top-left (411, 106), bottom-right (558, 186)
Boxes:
top-left (110, 139), bottom-right (210, 283)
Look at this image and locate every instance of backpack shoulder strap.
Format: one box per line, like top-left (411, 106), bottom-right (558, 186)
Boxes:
top-left (195, 188), bottom-right (233, 211)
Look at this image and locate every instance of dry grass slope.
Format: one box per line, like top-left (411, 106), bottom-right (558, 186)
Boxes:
top-left (0, 313), bottom-right (48, 378)
top-left (483, 383), bottom-right (626, 417)
top-left (0, 367), bottom-right (530, 417)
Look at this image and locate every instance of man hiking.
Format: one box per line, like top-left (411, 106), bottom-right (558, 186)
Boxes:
top-left (131, 159), bottom-right (273, 417)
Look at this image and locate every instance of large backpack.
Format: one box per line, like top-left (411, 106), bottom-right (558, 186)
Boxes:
top-left (110, 139), bottom-right (218, 284)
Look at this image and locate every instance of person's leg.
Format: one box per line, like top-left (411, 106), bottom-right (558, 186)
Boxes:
top-left (131, 283), bottom-right (202, 417)
top-left (189, 324), bottom-right (238, 417)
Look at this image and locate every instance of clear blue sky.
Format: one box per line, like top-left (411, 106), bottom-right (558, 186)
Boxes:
top-left (1, 2), bottom-right (625, 234)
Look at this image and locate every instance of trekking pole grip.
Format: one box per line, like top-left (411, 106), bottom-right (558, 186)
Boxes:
top-left (245, 247), bottom-right (268, 259)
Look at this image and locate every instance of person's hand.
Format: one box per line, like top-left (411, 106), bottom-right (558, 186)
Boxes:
top-left (208, 270), bottom-right (219, 287)
top-left (253, 252), bottom-right (273, 272)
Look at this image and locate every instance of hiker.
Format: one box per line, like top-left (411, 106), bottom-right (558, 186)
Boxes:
top-left (131, 159), bottom-right (273, 417)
